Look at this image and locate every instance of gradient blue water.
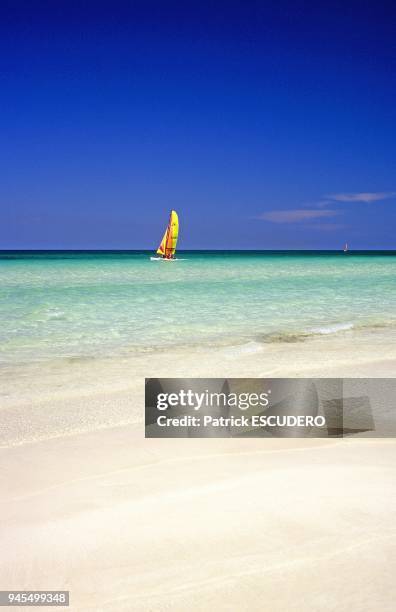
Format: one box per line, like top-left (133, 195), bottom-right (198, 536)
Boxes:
top-left (1, 251), bottom-right (395, 364)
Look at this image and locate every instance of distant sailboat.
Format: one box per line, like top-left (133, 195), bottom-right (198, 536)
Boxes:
top-left (343, 242), bottom-right (348, 252)
top-left (151, 210), bottom-right (179, 260)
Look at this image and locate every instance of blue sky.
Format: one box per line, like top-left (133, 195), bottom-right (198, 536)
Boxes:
top-left (1, 0), bottom-right (395, 249)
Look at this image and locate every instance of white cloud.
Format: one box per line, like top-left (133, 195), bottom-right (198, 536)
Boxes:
top-left (325, 191), bottom-right (395, 203)
top-left (257, 209), bottom-right (340, 223)
top-left (256, 189), bottom-right (394, 225)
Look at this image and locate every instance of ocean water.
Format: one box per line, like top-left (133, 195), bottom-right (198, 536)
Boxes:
top-left (1, 250), bottom-right (396, 365)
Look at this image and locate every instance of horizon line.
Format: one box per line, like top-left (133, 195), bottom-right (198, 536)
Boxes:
top-left (1, 248), bottom-right (396, 253)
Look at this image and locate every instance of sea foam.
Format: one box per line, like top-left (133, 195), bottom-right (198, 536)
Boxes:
top-left (308, 322), bottom-right (354, 335)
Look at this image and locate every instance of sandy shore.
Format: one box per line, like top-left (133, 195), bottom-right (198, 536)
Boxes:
top-left (1, 326), bottom-right (396, 446)
top-left (1, 430), bottom-right (395, 611)
top-left (1, 327), bottom-right (396, 610)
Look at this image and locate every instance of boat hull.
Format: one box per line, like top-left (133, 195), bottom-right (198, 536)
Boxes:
top-left (150, 257), bottom-right (184, 261)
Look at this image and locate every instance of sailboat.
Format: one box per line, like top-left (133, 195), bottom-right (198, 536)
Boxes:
top-left (151, 210), bottom-right (179, 260)
top-left (343, 242), bottom-right (348, 253)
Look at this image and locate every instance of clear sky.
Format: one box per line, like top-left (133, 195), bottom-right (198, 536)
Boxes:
top-left (1, 0), bottom-right (395, 249)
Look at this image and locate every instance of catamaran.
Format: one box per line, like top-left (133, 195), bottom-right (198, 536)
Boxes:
top-left (151, 210), bottom-right (179, 260)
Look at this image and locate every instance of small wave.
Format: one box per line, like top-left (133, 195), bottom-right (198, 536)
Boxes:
top-left (260, 332), bottom-right (310, 344)
top-left (308, 322), bottom-right (354, 335)
top-left (50, 309), bottom-right (64, 317)
top-left (356, 321), bottom-right (387, 330)
top-left (29, 308), bottom-right (67, 322)
top-left (259, 323), bottom-right (355, 343)
top-left (47, 310), bottom-right (66, 320)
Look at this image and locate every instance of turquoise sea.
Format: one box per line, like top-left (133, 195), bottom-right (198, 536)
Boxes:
top-left (1, 250), bottom-right (396, 365)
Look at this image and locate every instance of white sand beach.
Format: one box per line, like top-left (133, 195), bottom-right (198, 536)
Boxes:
top-left (1, 326), bottom-right (396, 446)
top-left (1, 431), bottom-right (396, 611)
top-left (1, 327), bottom-right (396, 610)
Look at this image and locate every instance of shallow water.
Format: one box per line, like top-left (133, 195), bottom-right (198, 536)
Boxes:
top-left (1, 250), bottom-right (396, 364)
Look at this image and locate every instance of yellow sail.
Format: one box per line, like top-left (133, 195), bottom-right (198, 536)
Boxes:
top-left (156, 210), bottom-right (179, 257)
